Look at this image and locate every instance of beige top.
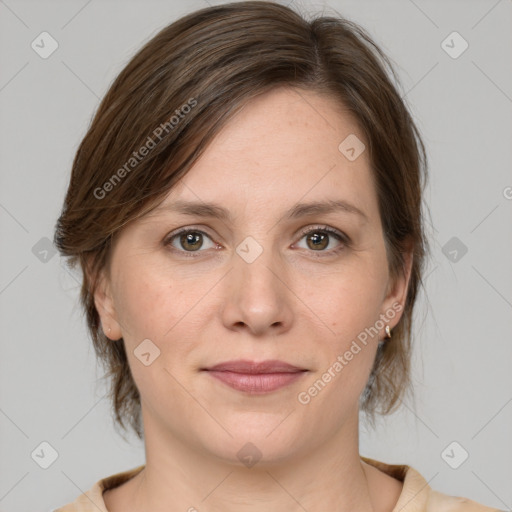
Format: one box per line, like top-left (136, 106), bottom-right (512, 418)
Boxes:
top-left (54, 457), bottom-right (501, 511)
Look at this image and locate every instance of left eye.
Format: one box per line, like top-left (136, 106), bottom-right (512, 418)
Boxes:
top-left (294, 227), bottom-right (346, 253)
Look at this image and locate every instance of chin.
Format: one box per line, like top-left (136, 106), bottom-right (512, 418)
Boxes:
top-left (199, 417), bottom-right (309, 468)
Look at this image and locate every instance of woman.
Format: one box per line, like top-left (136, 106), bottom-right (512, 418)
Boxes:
top-left (53, 2), bottom-right (499, 511)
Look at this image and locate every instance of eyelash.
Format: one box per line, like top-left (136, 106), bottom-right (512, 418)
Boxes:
top-left (163, 225), bottom-right (350, 259)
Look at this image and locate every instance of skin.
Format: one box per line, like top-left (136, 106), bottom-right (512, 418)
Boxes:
top-left (95, 86), bottom-right (412, 512)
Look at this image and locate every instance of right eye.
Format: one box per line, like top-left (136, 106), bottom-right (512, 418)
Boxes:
top-left (164, 228), bottom-right (220, 256)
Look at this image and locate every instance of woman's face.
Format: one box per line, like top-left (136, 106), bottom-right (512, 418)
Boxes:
top-left (95, 87), bottom-right (411, 464)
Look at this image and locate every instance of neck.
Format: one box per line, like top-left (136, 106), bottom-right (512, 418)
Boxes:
top-left (123, 409), bottom-right (379, 512)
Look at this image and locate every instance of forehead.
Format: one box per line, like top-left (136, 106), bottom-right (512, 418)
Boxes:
top-left (155, 87), bottom-right (378, 222)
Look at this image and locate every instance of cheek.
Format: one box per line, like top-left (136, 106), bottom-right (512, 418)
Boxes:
top-left (115, 273), bottom-right (167, 341)
top-left (317, 258), bottom-right (388, 340)
top-left (112, 260), bottom-right (208, 384)
top-left (113, 270), bottom-right (190, 416)
top-left (302, 254), bottom-right (387, 395)
top-left (297, 281), bottom-right (382, 422)
top-left (113, 253), bottom-right (196, 342)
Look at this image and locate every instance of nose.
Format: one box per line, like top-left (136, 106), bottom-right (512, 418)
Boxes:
top-left (220, 243), bottom-right (294, 337)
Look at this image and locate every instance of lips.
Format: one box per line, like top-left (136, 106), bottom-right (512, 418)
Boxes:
top-left (202, 359), bottom-right (307, 394)
top-left (204, 359), bottom-right (306, 374)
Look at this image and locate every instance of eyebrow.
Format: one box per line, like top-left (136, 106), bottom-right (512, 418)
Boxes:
top-left (152, 198), bottom-right (368, 223)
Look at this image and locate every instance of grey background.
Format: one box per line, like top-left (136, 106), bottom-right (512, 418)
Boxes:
top-left (0, 0), bottom-right (511, 511)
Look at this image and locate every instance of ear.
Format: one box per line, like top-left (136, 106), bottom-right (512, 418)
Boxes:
top-left (381, 241), bottom-right (414, 330)
top-left (92, 266), bottom-right (123, 341)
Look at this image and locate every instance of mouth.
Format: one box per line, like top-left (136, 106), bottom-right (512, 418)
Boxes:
top-left (201, 359), bottom-right (308, 394)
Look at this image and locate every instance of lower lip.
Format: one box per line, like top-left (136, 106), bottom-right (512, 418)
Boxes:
top-left (205, 370), bottom-right (306, 394)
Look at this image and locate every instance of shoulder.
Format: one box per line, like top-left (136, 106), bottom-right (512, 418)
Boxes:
top-left (53, 481), bottom-right (107, 512)
top-left (53, 465), bottom-right (145, 512)
top-left (425, 489), bottom-right (503, 512)
top-left (361, 456), bottom-right (501, 512)
top-left (400, 465), bottom-right (502, 512)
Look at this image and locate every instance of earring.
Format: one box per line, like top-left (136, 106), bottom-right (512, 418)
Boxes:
top-left (385, 325), bottom-right (392, 339)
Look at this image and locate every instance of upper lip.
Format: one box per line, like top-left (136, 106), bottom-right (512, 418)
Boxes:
top-left (203, 359), bottom-right (307, 374)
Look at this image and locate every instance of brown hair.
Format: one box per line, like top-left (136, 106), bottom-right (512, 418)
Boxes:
top-left (54, 0), bottom-right (428, 440)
